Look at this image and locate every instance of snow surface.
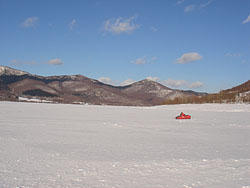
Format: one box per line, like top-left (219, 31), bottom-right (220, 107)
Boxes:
top-left (0, 102), bottom-right (250, 188)
top-left (18, 97), bottom-right (53, 103)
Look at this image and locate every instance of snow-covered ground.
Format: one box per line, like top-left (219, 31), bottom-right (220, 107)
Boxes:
top-left (0, 102), bottom-right (250, 188)
top-left (18, 97), bottom-right (53, 103)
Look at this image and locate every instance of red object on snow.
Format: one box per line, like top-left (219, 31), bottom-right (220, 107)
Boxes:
top-left (175, 112), bottom-right (191, 119)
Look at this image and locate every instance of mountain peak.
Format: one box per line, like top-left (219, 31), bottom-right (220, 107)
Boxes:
top-left (130, 78), bottom-right (172, 90)
top-left (123, 78), bottom-right (173, 97)
top-left (142, 78), bottom-right (159, 83)
top-left (0, 65), bottom-right (29, 76)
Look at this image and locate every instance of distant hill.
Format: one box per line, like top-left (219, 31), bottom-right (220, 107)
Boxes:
top-left (0, 65), bottom-right (206, 106)
top-left (163, 80), bottom-right (250, 104)
top-left (222, 80), bottom-right (250, 102)
top-left (224, 80), bottom-right (250, 94)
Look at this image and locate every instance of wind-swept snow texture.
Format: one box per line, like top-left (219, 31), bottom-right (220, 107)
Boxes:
top-left (0, 102), bottom-right (250, 188)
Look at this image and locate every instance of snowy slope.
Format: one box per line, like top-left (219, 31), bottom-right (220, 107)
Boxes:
top-left (0, 66), bottom-right (29, 76)
top-left (0, 102), bottom-right (250, 188)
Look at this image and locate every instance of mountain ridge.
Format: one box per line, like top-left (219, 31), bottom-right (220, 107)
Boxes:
top-left (0, 65), bottom-right (207, 106)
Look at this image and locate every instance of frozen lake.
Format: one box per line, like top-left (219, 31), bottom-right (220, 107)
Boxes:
top-left (0, 102), bottom-right (250, 188)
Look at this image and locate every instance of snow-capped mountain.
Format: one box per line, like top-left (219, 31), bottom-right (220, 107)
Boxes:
top-left (0, 65), bottom-right (206, 105)
top-left (0, 66), bottom-right (29, 76)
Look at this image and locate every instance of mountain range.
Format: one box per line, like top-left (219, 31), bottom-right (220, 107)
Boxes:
top-left (0, 65), bottom-right (207, 106)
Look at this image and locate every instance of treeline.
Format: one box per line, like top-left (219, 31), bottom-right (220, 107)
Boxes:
top-left (163, 91), bottom-right (250, 105)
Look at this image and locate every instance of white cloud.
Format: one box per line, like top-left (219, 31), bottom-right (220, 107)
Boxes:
top-left (69, 19), bottom-right (77, 30)
top-left (120, 79), bottom-right (136, 86)
top-left (47, 58), bottom-right (64, 65)
top-left (98, 77), bottom-right (114, 85)
top-left (242, 14), bottom-right (250, 24)
top-left (132, 56), bottom-right (158, 65)
top-left (184, 1), bottom-right (212, 12)
top-left (177, 52), bottom-right (202, 64)
top-left (146, 76), bottom-right (160, 82)
top-left (22, 17), bottom-right (39, 28)
top-left (177, 0), bottom-right (186, 5)
top-left (162, 79), bottom-right (188, 88)
top-left (103, 16), bottom-right (139, 34)
top-left (184, 5), bottom-right (196, 12)
top-left (200, 0), bottom-right (212, 8)
top-left (188, 81), bottom-right (204, 89)
top-left (162, 78), bottom-right (204, 89)
top-left (133, 57), bottom-right (146, 65)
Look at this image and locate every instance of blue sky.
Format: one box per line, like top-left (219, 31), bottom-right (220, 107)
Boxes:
top-left (0, 0), bottom-right (249, 93)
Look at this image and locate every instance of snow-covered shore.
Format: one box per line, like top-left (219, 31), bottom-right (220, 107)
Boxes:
top-left (0, 102), bottom-right (250, 188)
